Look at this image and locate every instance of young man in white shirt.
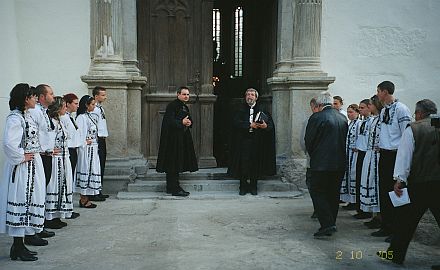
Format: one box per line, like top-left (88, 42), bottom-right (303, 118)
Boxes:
top-left (90, 86), bottom-right (109, 201)
top-left (371, 81), bottom-right (411, 240)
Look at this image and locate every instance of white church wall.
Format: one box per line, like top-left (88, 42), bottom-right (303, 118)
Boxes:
top-left (0, 0), bottom-right (90, 167)
top-left (0, 0), bottom-right (23, 167)
top-left (321, 0), bottom-right (440, 113)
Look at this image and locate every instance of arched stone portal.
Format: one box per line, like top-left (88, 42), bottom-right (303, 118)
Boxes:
top-left (81, 0), bottom-right (335, 192)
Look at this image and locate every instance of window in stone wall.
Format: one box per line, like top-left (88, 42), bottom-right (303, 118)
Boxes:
top-left (234, 6), bottom-right (243, 77)
top-left (213, 8), bottom-right (221, 61)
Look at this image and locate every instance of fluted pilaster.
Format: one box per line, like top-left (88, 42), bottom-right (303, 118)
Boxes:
top-left (82, 0), bottom-right (146, 160)
top-left (292, 0), bottom-right (323, 74)
top-left (268, 0), bottom-right (334, 165)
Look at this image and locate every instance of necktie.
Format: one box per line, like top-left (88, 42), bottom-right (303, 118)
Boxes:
top-left (70, 116), bottom-right (78, 130)
top-left (383, 108), bottom-right (390, 124)
top-left (98, 105), bottom-right (106, 119)
top-left (45, 109), bottom-right (55, 130)
top-left (360, 121), bottom-right (367, 134)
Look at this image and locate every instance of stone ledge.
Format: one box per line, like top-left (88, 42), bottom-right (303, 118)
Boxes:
top-left (117, 191), bottom-right (304, 200)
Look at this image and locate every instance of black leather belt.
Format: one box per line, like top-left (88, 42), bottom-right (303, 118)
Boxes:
top-left (380, 148), bottom-right (397, 153)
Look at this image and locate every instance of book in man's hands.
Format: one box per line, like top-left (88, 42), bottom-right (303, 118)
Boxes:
top-left (255, 111), bottom-right (269, 123)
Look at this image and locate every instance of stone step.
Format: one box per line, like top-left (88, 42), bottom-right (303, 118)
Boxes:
top-left (117, 191), bottom-right (303, 200)
top-left (138, 168), bottom-right (281, 181)
top-left (127, 179), bottom-right (294, 193)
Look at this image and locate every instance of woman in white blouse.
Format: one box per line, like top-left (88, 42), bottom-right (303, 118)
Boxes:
top-left (75, 95), bottom-right (101, 208)
top-left (0, 84), bottom-right (44, 261)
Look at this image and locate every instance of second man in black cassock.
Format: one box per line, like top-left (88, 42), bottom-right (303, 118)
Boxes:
top-left (228, 88), bottom-right (276, 195)
top-left (156, 86), bottom-right (198, 197)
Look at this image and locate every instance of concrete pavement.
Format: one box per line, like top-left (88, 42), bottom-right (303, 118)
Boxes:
top-left (0, 193), bottom-right (439, 270)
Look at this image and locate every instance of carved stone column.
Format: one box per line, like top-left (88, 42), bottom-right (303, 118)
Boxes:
top-left (292, 0), bottom-right (325, 75)
top-left (82, 0), bottom-right (147, 192)
top-left (268, 0), bottom-right (334, 169)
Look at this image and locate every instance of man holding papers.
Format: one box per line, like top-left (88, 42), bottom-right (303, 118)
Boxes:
top-left (380, 99), bottom-right (440, 267)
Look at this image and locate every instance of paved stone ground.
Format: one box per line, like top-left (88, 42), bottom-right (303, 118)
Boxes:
top-left (0, 194), bottom-right (439, 270)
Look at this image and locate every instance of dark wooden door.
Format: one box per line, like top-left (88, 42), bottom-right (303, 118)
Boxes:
top-left (138, 0), bottom-right (217, 168)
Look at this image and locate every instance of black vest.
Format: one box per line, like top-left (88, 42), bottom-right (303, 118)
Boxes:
top-left (408, 118), bottom-right (440, 184)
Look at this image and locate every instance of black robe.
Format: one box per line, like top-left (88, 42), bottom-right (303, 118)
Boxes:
top-left (227, 102), bottom-right (276, 179)
top-left (156, 99), bottom-right (198, 173)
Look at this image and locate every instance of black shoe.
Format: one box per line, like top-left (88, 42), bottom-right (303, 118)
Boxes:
top-left (44, 219), bottom-right (64, 229)
top-left (23, 245), bottom-right (38, 256)
top-left (371, 229), bottom-right (392, 237)
top-left (171, 190), bottom-right (189, 197)
top-left (250, 189), bottom-right (258, 196)
top-left (310, 211), bottom-right (318, 219)
top-left (239, 190), bottom-right (246, 196)
top-left (98, 193), bottom-right (110, 199)
top-left (385, 235), bottom-right (393, 243)
top-left (88, 195), bottom-right (106, 201)
top-left (56, 218), bottom-right (67, 227)
top-left (376, 249), bottom-right (403, 265)
top-left (364, 218), bottom-right (381, 229)
top-left (432, 265), bottom-right (440, 270)
top-left (10, 244), bottom-right (38, 261)
top-left (37, 229), bottom-right (55, 238)
top-left (24, 235), bottom-right (48, 246)
top-left (177, 186), bottom-right (190, 195)
top-left (353, 212), bottom-right (373, 219)
top-left (342, 203), bottom-right (356, 210)
top-left (66, 212), bottom-right (80, 219)
top-left (313, 226), bottom-right (336, 238)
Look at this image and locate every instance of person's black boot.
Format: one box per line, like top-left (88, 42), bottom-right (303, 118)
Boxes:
top-left (250, 179), bottom-right (258, 195)
top-left (37, 228), bottom-right (55, 238)
top-left (10, 237), bottom-right (38, 261)
top-left (24, 234), bottom-right (48, 246)
top-left (239, 178), bottom-right (248, 195)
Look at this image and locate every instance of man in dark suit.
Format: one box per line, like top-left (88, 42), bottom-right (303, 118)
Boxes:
top-left (305, 91), bottom-right (348, 238)
top-left (156, 86), bottom-right (198, 197)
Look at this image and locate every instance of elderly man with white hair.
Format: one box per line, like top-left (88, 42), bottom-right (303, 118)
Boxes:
top-left (305, 91), bottom-right (348, 238)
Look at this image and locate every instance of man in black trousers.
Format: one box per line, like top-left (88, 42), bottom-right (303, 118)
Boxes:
top-left (372, 81), bottom-right (411, 241)
top-left (305, 91), bottom-right (348, 238)
top-left (379, 99), bottom-right (440, 268)
top-left (156, 86), bottom-right (198, 196)
top-left (90, 86), bottom-right (109, 201)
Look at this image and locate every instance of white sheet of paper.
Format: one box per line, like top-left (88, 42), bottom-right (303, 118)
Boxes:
top-left (389, 188), bottom-right (411, 207)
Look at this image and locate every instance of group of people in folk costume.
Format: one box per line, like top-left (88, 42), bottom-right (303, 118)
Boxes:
top-left (339, 81), bottom-right (412, 241)
top-left (0, 83), bottom-right (108, 261)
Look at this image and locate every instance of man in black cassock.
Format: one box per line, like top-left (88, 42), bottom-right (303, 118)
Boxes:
top-left (228, 88), bottom-right (276, 195)
top-left (156, 86), bottom-right (198, 196)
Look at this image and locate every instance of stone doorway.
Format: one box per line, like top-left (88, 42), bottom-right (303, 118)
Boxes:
top-left (136, 0), bottom-right (276, 169)
top-left (212, 0), bottom-right (277, 167)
